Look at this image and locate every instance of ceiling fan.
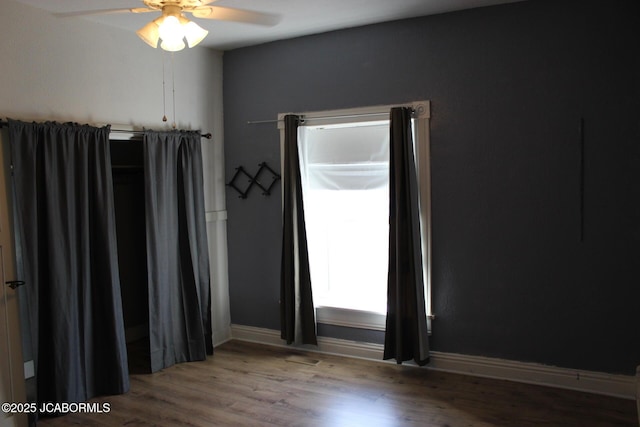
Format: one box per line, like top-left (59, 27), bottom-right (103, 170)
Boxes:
top-left (55, 0), bottom-right (282, 51)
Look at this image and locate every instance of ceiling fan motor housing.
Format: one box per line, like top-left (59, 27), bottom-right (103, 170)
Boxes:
top-left (143, 0), bottom-right (207, 11)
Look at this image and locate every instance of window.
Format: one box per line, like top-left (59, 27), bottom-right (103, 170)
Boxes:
top-left (279, 102), bottom-right (431, 331)
top-left (299, 120), bottom-right (390, 315)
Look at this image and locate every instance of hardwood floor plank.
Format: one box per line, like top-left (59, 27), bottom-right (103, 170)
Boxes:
top-left (38, 340), bottom-right (637, 426)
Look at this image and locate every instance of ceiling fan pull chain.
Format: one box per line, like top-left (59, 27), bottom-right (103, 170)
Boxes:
top-left (172, 52), bottom-right (177, 129)
top-left (162, 50), bottom-right (168, 123)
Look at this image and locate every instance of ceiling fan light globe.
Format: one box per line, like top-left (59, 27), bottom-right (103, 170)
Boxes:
top-left (183, 21), bottom-right (208, 48)
top-left (160, 38), bottom-right (186, 52)
top-left (158, 15), bottom-right (184, 42)
top-left (136, 21), bottom-right (160, 48)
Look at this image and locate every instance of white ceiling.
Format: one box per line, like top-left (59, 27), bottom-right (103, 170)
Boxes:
top-left (14, 0), bottom-right (524, 50)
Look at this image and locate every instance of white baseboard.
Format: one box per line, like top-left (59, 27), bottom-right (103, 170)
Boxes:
top-left (427, 350), bottom-right (636, 401)
top-left (213, 325), bottom-right (232, 347)
top-left (230, 324), bottom-right (636, 401)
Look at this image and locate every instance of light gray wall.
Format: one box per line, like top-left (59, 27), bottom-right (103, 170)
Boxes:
top-left (0, 0), bottom-right (230, 345)
top-left (223, 0), bottom-right (639, 375)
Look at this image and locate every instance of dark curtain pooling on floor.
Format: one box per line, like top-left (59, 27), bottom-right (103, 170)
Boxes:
top-left (280, 115), bottom-right (317, 345)
top-left (143, 130), bottom-right (212, 372)
top-left (384, 107), bottom-right (430, 366)
top-left (8, 120), bottom-right (130, 405)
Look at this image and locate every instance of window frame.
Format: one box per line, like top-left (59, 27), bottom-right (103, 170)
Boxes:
top-left (278, 101), bottom-right (432, 332)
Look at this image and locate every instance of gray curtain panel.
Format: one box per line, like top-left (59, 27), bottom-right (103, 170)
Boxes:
top-left (383, 108), bottom-right (430, 366)
top-left (280, 115), bottom-right (317, 345)
top-left (8, 120), bottom-right (130, 405)
top-left (143, 130), bottom-right (212, 373)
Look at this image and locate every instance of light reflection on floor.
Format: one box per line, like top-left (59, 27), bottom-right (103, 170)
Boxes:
top-left (319, 393), bottom-right (399, 426)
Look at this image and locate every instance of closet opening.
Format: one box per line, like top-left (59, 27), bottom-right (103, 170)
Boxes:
top-left (110, 140), bottom-right (151, 374)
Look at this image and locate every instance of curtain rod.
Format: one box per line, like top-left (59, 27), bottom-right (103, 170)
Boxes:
top-left (247, 109), bottom-right (415, 125)
top-left (110, 129), bottom-right (212, 139)
top-left (0, 120), bottom-right (212, 139)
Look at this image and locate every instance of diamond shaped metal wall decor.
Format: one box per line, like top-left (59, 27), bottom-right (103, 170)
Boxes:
top-left (226, 162), bottom-right (281, 199)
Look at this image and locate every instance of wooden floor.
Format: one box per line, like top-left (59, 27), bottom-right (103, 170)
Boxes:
top-left (40, 340), bottom-right (637, 426)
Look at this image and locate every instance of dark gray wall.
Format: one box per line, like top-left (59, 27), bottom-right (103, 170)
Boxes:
top-left (223, 0), bottom-right (639, 375)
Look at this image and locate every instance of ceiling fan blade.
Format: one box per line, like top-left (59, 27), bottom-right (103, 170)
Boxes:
top-left (130, 7), bottom-right (158, 14)
top-left (53, 7), bottom-right (155, 18)
top-left (191, 6), bottom-right (281, 26)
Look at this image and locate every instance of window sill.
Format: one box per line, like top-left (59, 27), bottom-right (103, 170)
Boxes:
top-left (315, 306), bottom-right (386, 331)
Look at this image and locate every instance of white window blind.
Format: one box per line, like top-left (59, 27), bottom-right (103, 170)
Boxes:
top-left (298, 121), bottom-right (390, 314)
